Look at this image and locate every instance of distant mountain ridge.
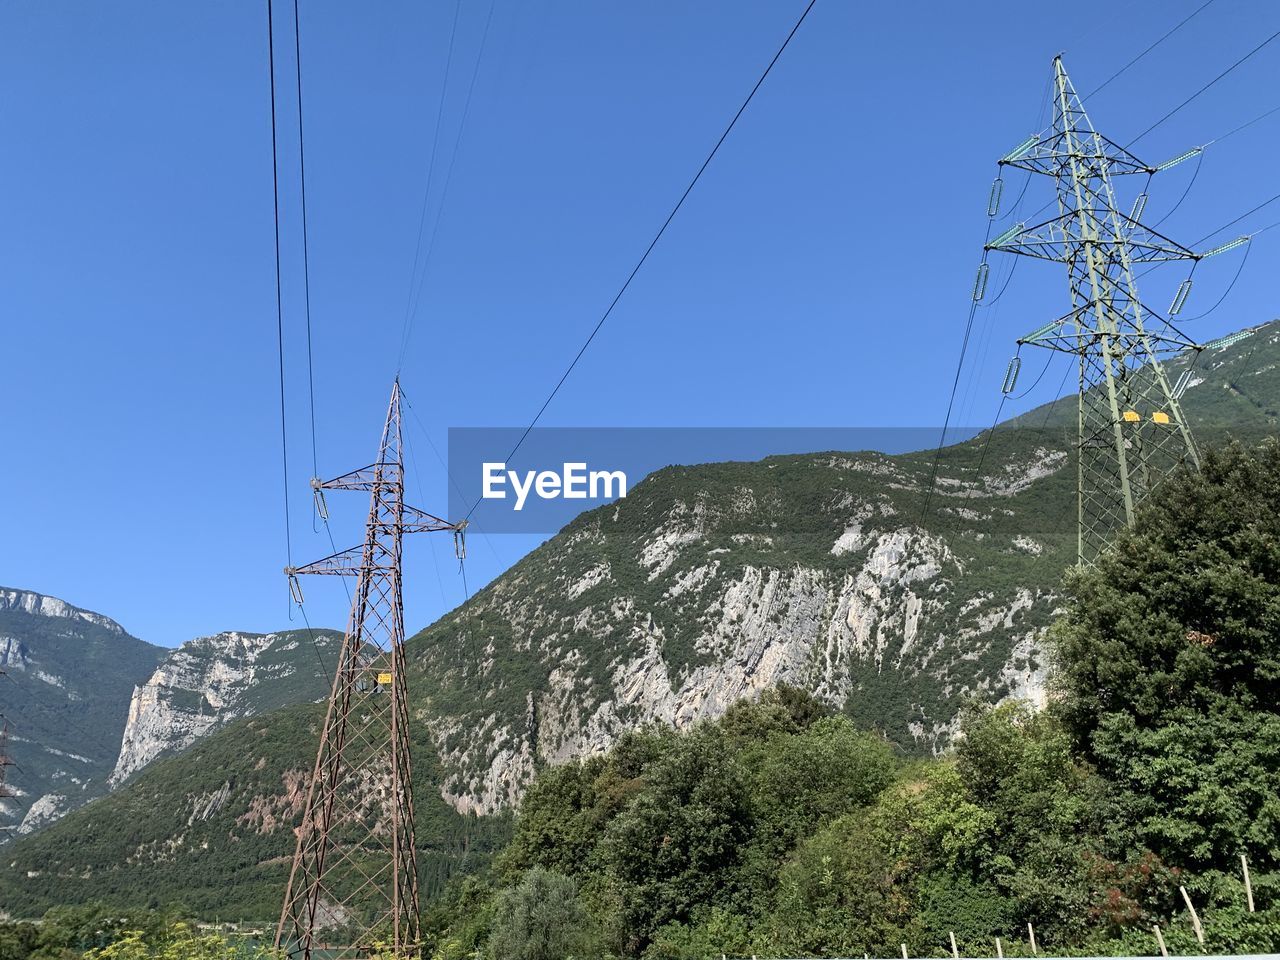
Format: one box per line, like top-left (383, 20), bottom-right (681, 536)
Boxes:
top-left (0, 588), bottom-right (129, 636)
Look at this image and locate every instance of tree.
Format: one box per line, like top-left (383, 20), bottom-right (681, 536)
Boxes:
top-left (486, 868), bottom-right (596, 960)
top-left (597, 727), bottom-right (754, 955)
top-left (1052, 440), bottom-right (1280, 874)
top-left (763, 763), bottom-right (983, 957)
top-left (745, 715), bottom-right (897, 853)
top-left (499, 729), bottom-right (666, 882)
top-left (954, 702), bottom-right (1173, 943)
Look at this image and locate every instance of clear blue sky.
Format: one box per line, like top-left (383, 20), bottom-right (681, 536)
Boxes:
top-left (1, 0), bottom-right (1276, 646)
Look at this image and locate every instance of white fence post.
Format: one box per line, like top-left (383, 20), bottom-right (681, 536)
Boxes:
top-left (1180, 885), bottom-right (1205, 945)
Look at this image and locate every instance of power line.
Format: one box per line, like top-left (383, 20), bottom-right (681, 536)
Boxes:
top-left (1191, 191), bottom-right (1280, 245)
top-left (1009, 352), bottom-right (1057, 402)
top-left (925, 66), bottom-right (1052, 517)
top-left (1253, 216), bottom-right (1280, 237)
top-left (396, 0), bottom-right (464, 369)
top-left (1181, 238), bottom-right (1252, 321)
top-left (266, 0), bottom-right (293, 572)
top-left (1150, 149), bottom-right (1203, 228)
top-left (1125, 27), bottom-right (1280, 148)
top-left (401, 387), bottom-right (505, 568)
top-left (269, 0), bottom-right (350, 680)
top-left (919, 275), bottom-right (985, 522)
top-left (398, 0), bottom-right (496, 372)
top-left (295, 604), bottom-right (334, 692)
top-left (1081, 0), bottom-right (1221, 101)
top-left (465, 0), bottom-right (820, 520)
top-left (292, 0), bottom-right (319, 483)
top-left (1203, 101), bottom-right (1280, 147)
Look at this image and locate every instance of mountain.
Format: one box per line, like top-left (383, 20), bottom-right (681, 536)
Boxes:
top-left (0, 585), bottom-right (345, 840)
top-left (0, 318), bottom-right (1275, 918)
top-left (108, 629), bottom-right (343, 787)
top-left (410, 321), bottom-right (1280, 815)
top-left (0, 588), bottom-right (164, 836)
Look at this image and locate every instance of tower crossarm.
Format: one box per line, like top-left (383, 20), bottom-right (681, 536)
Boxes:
top-left (1000, 130), bottom-right (1154, 177)
top-left (311, 463), bottom-right (401, 492)
top-left (987, 211), bottom-right (1198, 262)
top-left (402, 506), bottom-right (466, 534)
top-left (1018, 310), bottom-right (1199, 355)
top-left (285, 546), bottom-right (363, 578)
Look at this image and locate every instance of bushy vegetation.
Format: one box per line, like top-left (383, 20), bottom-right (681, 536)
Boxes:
top-left (0, 905), bottom-right (277, 960)
top-left (416, 441), bottom-right (1280, 959)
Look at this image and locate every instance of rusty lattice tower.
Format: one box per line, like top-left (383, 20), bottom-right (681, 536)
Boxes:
top-left (984, 56), bottom-right (1216, 563)
top-left (276, 380), bottom-right (465, 959)
top-left (0, 717), bottom-right (13, 804)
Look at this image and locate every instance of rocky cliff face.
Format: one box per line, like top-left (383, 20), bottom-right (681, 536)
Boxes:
top-left (407, 321), bottom-right (1280, 817)
top-left (109, 629), bottom-right (343, 787)
top-left (410, 440), bottom-right (1073, 815)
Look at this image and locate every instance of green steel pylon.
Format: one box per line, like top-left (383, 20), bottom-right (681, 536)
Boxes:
top-left (984, 56), bottom-right (1205, 564)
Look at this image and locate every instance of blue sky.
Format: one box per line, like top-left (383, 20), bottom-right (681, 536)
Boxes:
top-left (1, 0), bottom-right (1277, 646)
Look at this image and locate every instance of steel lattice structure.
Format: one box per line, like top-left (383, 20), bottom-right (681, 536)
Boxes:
top-left (986, 56), bottom-right (1205, 564)
top-left (276, 380), bottom-right (465, 960)
top-left (0, 716), bottom-right (13, 802)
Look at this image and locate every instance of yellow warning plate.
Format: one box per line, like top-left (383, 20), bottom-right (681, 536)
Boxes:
top-left (1122, 410), bottom-right (1141, 422)
top-left (1152, 411), bottom-right (1171, 424)
top-left (377, 672), bottom-right (393, 685)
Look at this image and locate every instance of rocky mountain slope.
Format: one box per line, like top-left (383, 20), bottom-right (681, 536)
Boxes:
top-left (411, 320), bottom-right (1279, 815)
top-left (0, 319), bottom-right (1274, 917)
top-left (108, 629), bottom-right (343, 787)
top-left (0, 586), bottom-right (343, 840)
top-left (0, 588), bottom-right (163, 835)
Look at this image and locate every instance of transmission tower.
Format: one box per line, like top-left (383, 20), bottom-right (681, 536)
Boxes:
top-left (0, 718), bottom-right (14, 803)
top-left (276, 380), bottom-right (466, 960)
top-left (985, 56), bottom-right (1214, 563)
top-left (0, 667), bottom-right (13, 805)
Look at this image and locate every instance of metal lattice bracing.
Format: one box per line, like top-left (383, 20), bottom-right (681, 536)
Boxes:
top-left (0, 717), bottom-right (14, 802)
top-left (988, 57), bottom-right (1203, 564)
top-left (276, 380), bottom-right (465, 960)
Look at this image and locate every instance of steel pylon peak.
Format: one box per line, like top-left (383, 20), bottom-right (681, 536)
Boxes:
top-left (276, 380), bottom-right (466, 960)
top-left (985, 56), bottom-right (1204, 564)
